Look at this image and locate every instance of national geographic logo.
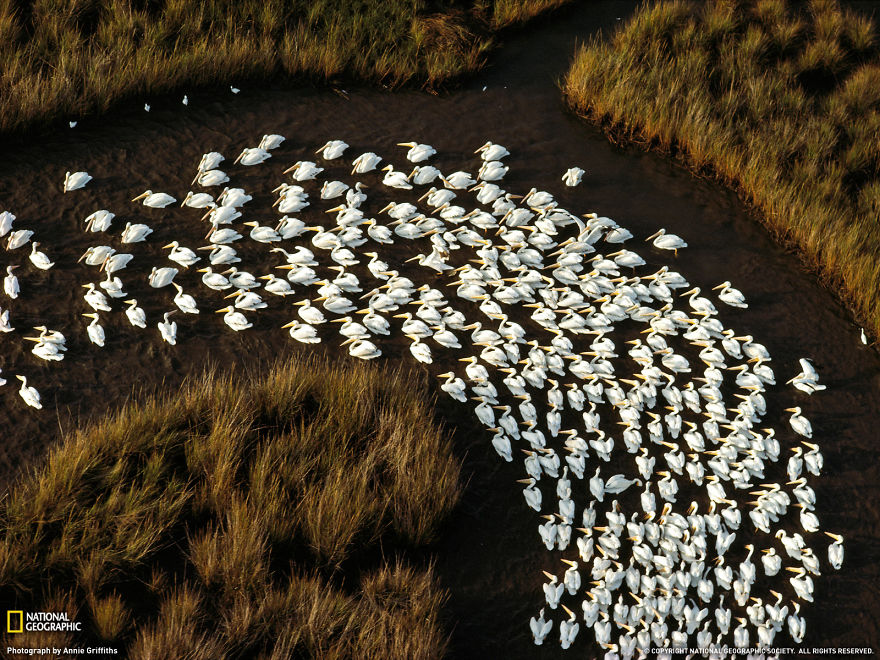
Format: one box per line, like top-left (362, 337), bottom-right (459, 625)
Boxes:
top-left (6, 610), bottom-right (82, 633)
top-left (7, 611), bottom-right (22, 634)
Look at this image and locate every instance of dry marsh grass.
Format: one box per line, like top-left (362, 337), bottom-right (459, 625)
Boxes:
top-left (564, 0), bottom-right (880, 337)
top-left (0, 0), bottom-right (570, 134)
top-left (0, 357), bottom-right (460, 658)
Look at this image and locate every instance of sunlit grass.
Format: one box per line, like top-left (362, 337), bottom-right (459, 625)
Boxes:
top-left (0, 357), bottom-right (460, 657)
top-left (0, 0), bottom-right (570, 134)
top-left (564, 0), bottom-right (880, 337)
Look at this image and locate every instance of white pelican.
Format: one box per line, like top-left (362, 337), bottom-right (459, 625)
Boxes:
top-left (282, 319), bottom-right (320, 343)
top-left (470, 181), bottom-right (503, 204)
top-left (259, 274), bottom-right (293, 296)
top-left (199, 244), bottom-right (240, 265)
top-left (124, 299), bottom-right (147, 328)
top-left (785, 407), bottom-right (813, 438)
top-left (283, 160), bottom-right (323, 181)
top-left (407, 334), bottom-right (432, 363)
top-left (364, 219), bottom-right (392, 244)
top-left (171, 283), bottom-right (199, 314)
top-left (243, 221), bottom-right (281, 243)
top-left (478, 160), bottom-right (508, 181)
top-left (437, 372), bottom-right (466, 402)
top-left (216, 306), bottom-right (252, 331)
top-left (79, 245), bottom-right (114, 266)
top-left (258, 134), bottom-right (285, 150)
top-left (475, 141), bottom-right (510, 161)
top-left (354, 307), bottom-right (390, 335)
top-left (441, 171), bottom-right (476, 189)
top-left (164, 241), bottom-right (200, 267)
top-left (132, 190), bottom-right (176, 208)
top-left (101, 252), bottom-right (133, 274)
top-left (206, 226), bottom-right (242, 245)
top-left (329, 316), bottom-right (369, 340)
top-left (320, 180), bottom-right (349, 200)
top-left (277, 264), bottom-right (318, 286)
top-left (529, 608), bottom-right (552, 646)
top-left (6, 229), bottom-right (33, 250)
top-left (351, 151), bottom-right (381, 174)
top-left (82, 283), bottom-right (112, 312)
top-left (316, 140), bottom-right (349, 160)
top-left (99, 272), bottom-right (126, 298)
top-left (24, 336), bottom-right (64, 361)
top-left (4, 266), bottom-right (19, 298)
top-left (198, 267), bottom-right (231, 290)
top-left (197, 152), bottom-right (224, 172)
top-left (294, 299), bottom-right (326, 325)
top-left (84, 209), bottom-right (115, 232)
top-left (787, 357), bottom-right (826, 394)
top-left (217, 187), bottom-right (252, 207)
top-left (0, 210), bottom-right (14, 237)
top-left (344, 338), bottom-right (381, 360)
top-left (646, 227), bottom-right (687, 255)
top-left (431, 325), bottom-right (461, 348)
top-left (194, 168), bottom-right (229, 186)
top-left (381, 165), bottom-right (412, 189)
top-left (713, 280), bottom-right (748, 308)
top-left (825, 532), bottom-right (844, 570)
top-left (63, 170), bottom-right (92, 192)
top-left (0, 308), bottom-right (13, 332)
top-left (420, 186), bottom-right (457, 208)
top-left (397, 141), bottom-right (436, 162)
top-left (275, 216), bottom-right (308, 240)
top-left (148, 266), bottom-right (178, 288)
top-left (409, 165), bottom-right (441, 185)
top-left (158, 311), bottom-right (178, 344)
top-left (234, 148), bottom-right (271, 166)
top-left (562, 167), bottom-right (585, 187)
top-left (121, 222), bottom-right (153, 244)
top-left (83, 313), bottom-right (105, 347)
top-left (559, 605), bottom-right (579, 649)
top-left (224, 267), bottom-right (258, 290)
top-left (605, 225), bottom-right (632, 242)
top-left (227, 289), bottom-right (266, 311)
top-left (16, 375), bottom-right (42, 409)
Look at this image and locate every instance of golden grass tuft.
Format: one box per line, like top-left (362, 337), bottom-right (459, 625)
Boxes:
top-left (0, 0), bottom-right (573, 133)
top-left (492, 0), bottom-right (571, 29)
top-left (564, 0), bottom-right (880, 338)
top-left (0, 357), bottom-right (460, 657)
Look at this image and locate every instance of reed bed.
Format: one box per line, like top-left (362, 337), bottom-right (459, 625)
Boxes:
top-left (564, 0), bottom-right (880, 337)
top-left (0, 357), bottom-right (461, 658)
top-left (0, 0), bottom-right (569, 135)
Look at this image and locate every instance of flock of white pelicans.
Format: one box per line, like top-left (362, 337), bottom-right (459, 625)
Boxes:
top-left (0, 133), bottom-right (849, 656)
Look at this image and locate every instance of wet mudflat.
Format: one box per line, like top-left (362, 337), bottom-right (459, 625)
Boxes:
top-left (0, 1), bottom-right (877, 657)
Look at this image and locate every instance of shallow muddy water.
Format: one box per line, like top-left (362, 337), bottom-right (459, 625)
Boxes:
top-left (0, 1), bottom-right (877, 656)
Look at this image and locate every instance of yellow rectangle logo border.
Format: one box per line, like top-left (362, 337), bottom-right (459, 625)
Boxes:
top-left (7, 610), bottom-right (23, 633)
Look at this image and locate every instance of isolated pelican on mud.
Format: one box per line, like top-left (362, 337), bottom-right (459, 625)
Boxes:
top-left (63, 170), bottom-right (91, 192)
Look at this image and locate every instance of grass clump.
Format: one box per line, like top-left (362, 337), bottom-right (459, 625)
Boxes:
top-left (0, 0), bottom-right (570, 135)
top-left (0, 357), bottom-right (460, 658)
top-left (564, 0), bottom-right (880, 337)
